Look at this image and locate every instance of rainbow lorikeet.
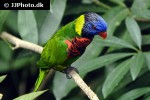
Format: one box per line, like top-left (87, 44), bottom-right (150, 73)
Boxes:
top-left (34, 12), bottom-right (107, 91)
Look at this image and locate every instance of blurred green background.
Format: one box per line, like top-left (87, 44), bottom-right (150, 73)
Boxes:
top-left (0, 0), bottom-right (150, 100)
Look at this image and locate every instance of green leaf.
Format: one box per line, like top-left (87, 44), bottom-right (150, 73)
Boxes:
top-left (13, 90), bottom-right (47, 100)
top-left (0, 10), bottom-right (10, 32)
top-left (18, 10), bottom-right (38, 44)
top-left (110, 0), bottom-right (126, 7)
top-left (5, 11), bottom-right (18, 33)
top-left (144, 52), bottom-right (150, 70)
top-left (107, 8), bottom-right (129, 35)
top-left (65, 5), bottom-right (106, 15)
top-left (78, 53), bottom-right (133, 76)
top-left (99, 63), bottom-right (149, 98)
top-left (125, 16), bottom-right (142, 50)
top-left (94, 36), bottom-right (138, 51)
top-left (121, 30), bottom-right (137, 47)
top-left (33, 10), bottom-right (49, 33)
top-left (130, 52), bottom-right (145, 80)
top-left (132, 10), bottom-right (150, 19)
top-left (131, 0), bottom-right (150, 10)
top-left (39, 0), bottom-right (67, 44)
top-left (0, 41), bottom-right (12, 61)
top-left (53, 53), bottom-right (133, 99)
top-left (117, 87), bottom-right (150, 100)
top-left (131, 0), bottom-right (150, 19)
top-left (0, 75), bottom-right (7, 83)
top-left (103, 6), bottom-right (123, 23)
top-left (145, 95), bottom-right (150, 100)
top-left (0, 60), bottom-right (9, 72)
top-left (102, 58), bottom-right (132, 98)
top-left (82, 0), bottom-right (92, 4)
top-left (142, 34), bottom-right (150, 45)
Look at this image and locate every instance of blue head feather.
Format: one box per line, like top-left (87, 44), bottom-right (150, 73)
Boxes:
top-left (82, 12), bottom-right (107, 38)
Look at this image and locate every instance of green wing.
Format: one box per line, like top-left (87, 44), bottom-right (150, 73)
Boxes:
top-left (37, 36), bottom-right (68, 70)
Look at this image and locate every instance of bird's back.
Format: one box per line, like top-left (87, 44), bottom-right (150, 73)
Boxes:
top-left (36, 21), bottom-right (79, 71)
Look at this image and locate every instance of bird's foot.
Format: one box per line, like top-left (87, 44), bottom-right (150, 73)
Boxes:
top-left (64, 66), bottom-right (79, 79)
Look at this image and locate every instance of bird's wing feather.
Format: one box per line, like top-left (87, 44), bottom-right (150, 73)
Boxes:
top-left (37, 37), bottom-right (68, 69)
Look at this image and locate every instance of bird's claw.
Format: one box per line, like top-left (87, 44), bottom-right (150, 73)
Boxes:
top-left (64, 66), bottom-right (79, 79)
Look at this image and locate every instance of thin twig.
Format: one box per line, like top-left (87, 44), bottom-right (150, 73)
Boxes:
top-left (0, 32), bottom-right (99, 100)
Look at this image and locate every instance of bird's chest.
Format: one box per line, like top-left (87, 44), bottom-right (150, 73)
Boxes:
top-left (65, 37), bottom-right (93, 58)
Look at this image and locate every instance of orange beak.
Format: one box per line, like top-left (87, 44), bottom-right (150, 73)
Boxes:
top-left (98, 32), bottom-right (107, 39)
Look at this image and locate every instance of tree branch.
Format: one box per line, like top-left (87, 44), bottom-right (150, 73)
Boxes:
top-left (0, 32), bottom-right (99, 100)
top-left (0, 32), bottom-right (43, 53)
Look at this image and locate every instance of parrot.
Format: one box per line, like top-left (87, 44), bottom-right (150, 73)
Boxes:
top-left (34, 12), bottom-right (107, 91)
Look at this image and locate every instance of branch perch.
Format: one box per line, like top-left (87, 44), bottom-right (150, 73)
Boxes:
top-left (0, 32), bottom-right (99, 100)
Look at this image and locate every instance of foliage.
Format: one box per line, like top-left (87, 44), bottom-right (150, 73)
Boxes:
top-left (0, 75), bottom-right (7, 83)
top-left (0, 0), bottom-right (150, 100)
top-left (13, 90), bottom-right (47, 100)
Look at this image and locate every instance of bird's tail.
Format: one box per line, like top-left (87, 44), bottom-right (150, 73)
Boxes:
top-left (34, 69), bottom-right (49, 91)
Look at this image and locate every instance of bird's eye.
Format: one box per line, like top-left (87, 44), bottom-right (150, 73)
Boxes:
top-left (92, 25), bottom-right (96, 30)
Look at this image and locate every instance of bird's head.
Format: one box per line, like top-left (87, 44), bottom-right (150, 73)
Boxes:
top-left (75, 12), bottom-right (107, 39)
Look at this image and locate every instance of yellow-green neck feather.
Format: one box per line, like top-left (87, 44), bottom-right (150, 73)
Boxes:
top-left (75, 15), bottom-right (85, 36)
